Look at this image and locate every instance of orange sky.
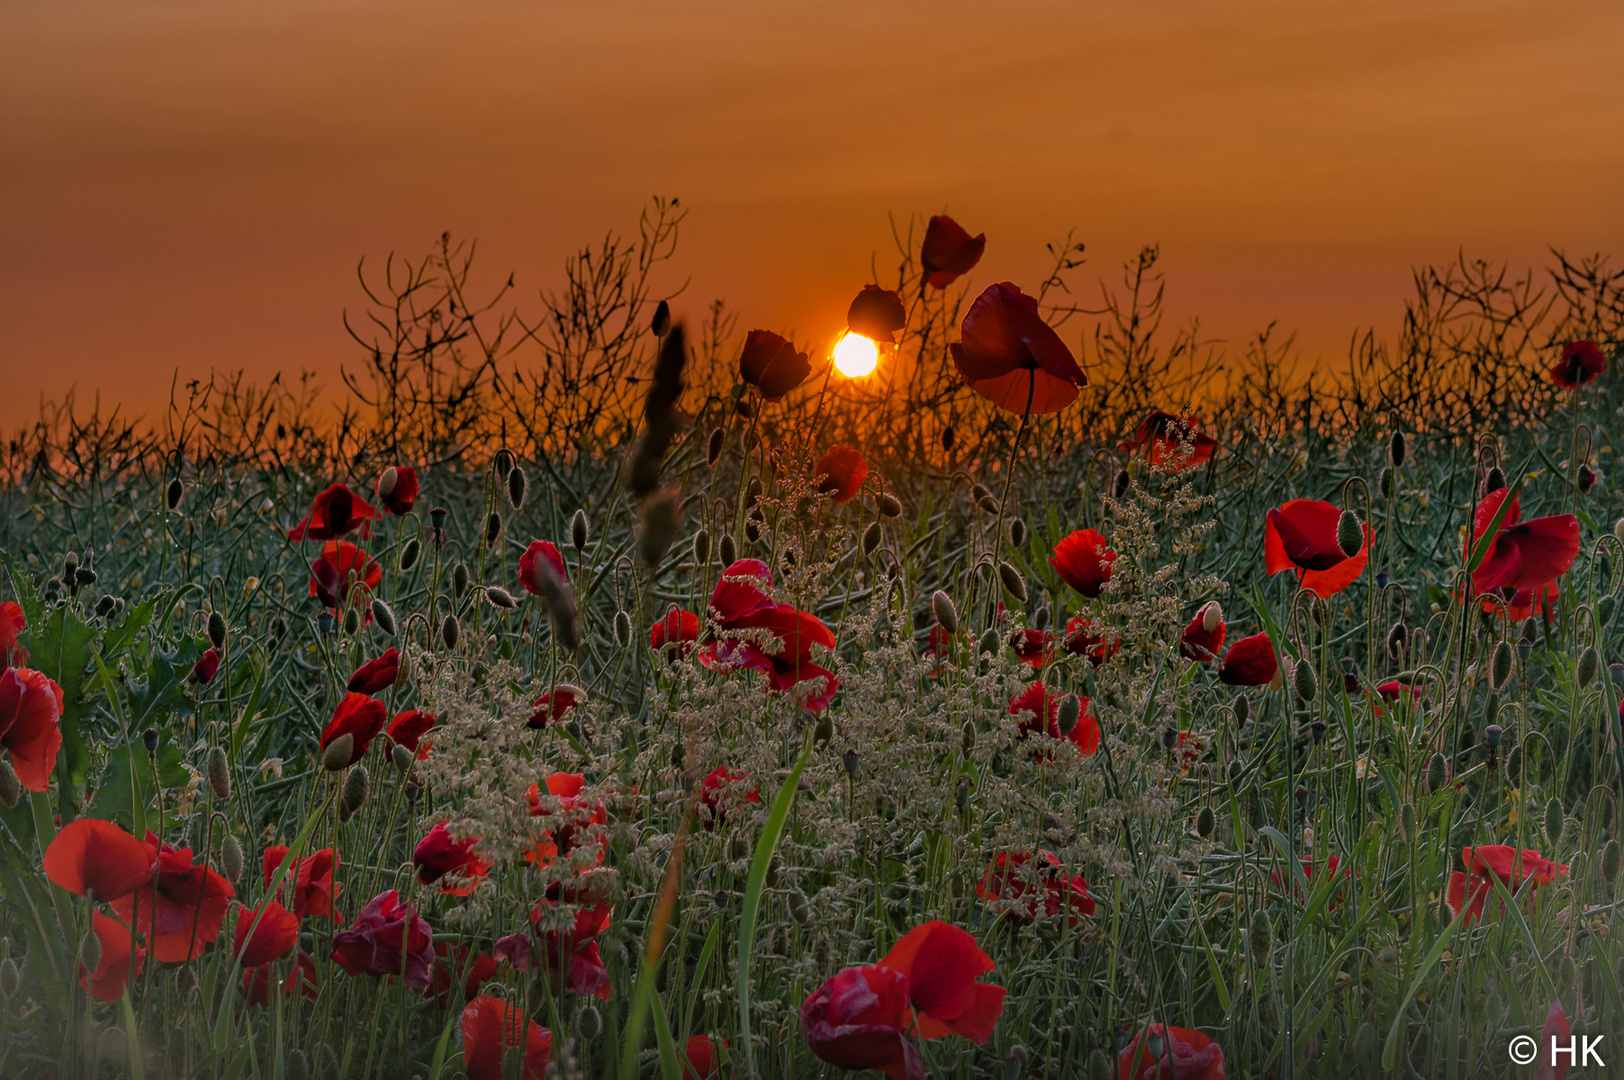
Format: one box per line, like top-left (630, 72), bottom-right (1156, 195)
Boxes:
top-left (3, 0), bottom-right (1622, 429)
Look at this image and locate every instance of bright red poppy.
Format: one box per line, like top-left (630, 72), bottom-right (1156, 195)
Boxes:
top-left (1120, 411), bottom-right (1218, 470)
top-left (494, 902), bottom-right (614, 1000)
top-left (308, 541), bottom-right (382, 610)
top-left (848, 285), bottom-right (907, 344)
top-left (977, 850), bottom-right (1095, 924)
top-left (684, 1035), bottom-right (727, 1080)
top-left (1063, 617), bottom-right (1121, 666)
top-left (1009, 682), bottom-right (1099, 756)
top-left (0, 601), bottom-right (25, 667)
top-left (374, 465), bottom-right (420, 516)
top-left (233, 900), bottom-right (299, 967)
top-left (651, 608), bottom-right (701, 659)
top-left (109, 832), bottom-right (236, 962)
top-left (414, 821), bottom-right (490, 895)
top-left (951, 282), bottom-right (1086, 414)
top-left (921, 215), bottom-right (985, 290)
top-left (0, 666), bottom-right (63, 792)
top-left (1050, 529), bottom-right (1116, 598)
top-left (1218, 632), bottom-right (1277, 687)
top-left (815, 445), bottom-right (868, 503)
top-left (1446, 845), bottom-right (1567, 926)
top-left (1498, 580), bottom-right (1559, 621)
top-left (262, 846), bottom-right (342, 921)
top-left (347, 648), bottom-right (400, 694)
top-left (518, 541), bottom-right (567, 595)
top-left (80, 911), bottom-right (144, 1002)
top-left (1550, 340), bottom-right (1606, 389)
top-left (1468, 488), bottom-right (1580, 598)
top-left (242, 948), bottom-right (319, 1006)
top-left (331, 889), bottom-right (434, 988)
top-left (287, 482), bottom-right (380, 541)
top-left (461, 994), bottom-right (554, 1080)
top-left (527, 686), bottom-right (583, 729)
top-left (698, 765), bottom-right (759, 831)
top-left (526, 772), bottom-right (609, 867)
top-left (1008, 629), bottom-right (1053, 669)
top-left (43, 819), bottom-right (156, 902)
top-left (190, 648), bottom-right (221, 686)
top-left (427, 941), bottom-right (500, 1006)
top-left (1264, 500), bottom-right (1370, 597)
top-left (1178, 602), bottom-right (1226, 662)
top-left (738, 330), bottom-right (812, 400)
top-left (386, 709), bottom-right (435, 760)
top-left (320, 692), bottom-right (389, 768)
top-left (704, 559), bottom-right (838, 711)
top-left (1117, 1024), bottom-right (1227, 1080)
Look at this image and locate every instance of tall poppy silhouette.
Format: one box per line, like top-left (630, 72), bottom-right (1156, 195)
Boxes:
top-left (951, 282), bottom-right (1085, 415)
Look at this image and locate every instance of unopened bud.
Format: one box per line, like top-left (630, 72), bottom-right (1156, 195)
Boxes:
top-left (0, 957), bottom-right (18, 999)
top-left (978, 628), bottom-right (1000, 656)
top-left (1379, 466), bottom-right (1394, 499)
top-left (286, 1050), bottom-right (310, 1080)
top-left (861, 522), bottom-right (882, 557)
top-left (1579, 465), bottom-right (1599, 494)
top-left (1353, 1022), bottom-right (1376, 1062)
top-left (1388, 430), bottom-right (1407, 469)
top-left (400, 537), bottom-right (421, 572)
top-left (931, 590), bottom-right (959, 636)
top-left (1087, 1049), bottom-right (1113, 1080)
top-left (706, 427), bottom-right (725, 467)
top-left (484, 511), bottom-right (502, 547)
top-left (442, 614), bottom-right (461, 650)
top-left (1400, 802), bottom-right (1417, 844)
top-left (1490, 639), bottom-right (1514, 690)
top-left (322, 734), bottom-right (355, 772)
top-left (392, 744), bottom-right (414, 775)
top-left (692, 528), bottom-right (711, 565)
top-left (342, 606), bottom-right (361, 635)
top-left (719, 533), bottom-right (738, 566)
top-left (1577, 645), bottom-right (1600, 688)
top-left (79, 931), bottom-right (101, 975)
top-left (485, 586), bottom-right (517, 610)
top-left (571, 508), bottom-right (590, 552)
top-left (1604, 839), bottom-right (1622, 885)
top-left (1196, 806), bottom-right (1215, 838)
top-left (0, 761), bottom-right (20, 809)
top-left (1113, 469), bottom-right (1130, 499)
top-left (505, 465), bottom-right (528, 509)
top-left (1545, 799), bottom-right (1565, 847)
top-left (1292, 658), bottom-right (1318, 702)
top-left (370, 598), bottom-right (397, 635)
top-left (1058, 694), bottom-right (1081, 738)
top-left (206, 747), bottom-right (231, 801)
top-left (997, 562), bottom-right (1027, 603)
top-left (1202, 601), bottom-right (1223, 633)
top-left (377, 466), bottom-right (398, 498)
top-left (879, 493), bottom-right (903, 519)
top-left (1387, 621), bottom-right (1407, 660)
top-left (961, 720), bottom-right (976, 755)
top-left (1232, 696), bottom-right (1249, 727)
top-left (207, 610), bottom-right (228, 650)
top-left (1336, 510), bottom-right (1363, 559)
top-left (1483, 465), bottom-right (1505, 494)
top-left (166, 477), bottom-right (185, 510)
top-left (1248, 910), bottom-right (1273, 967)
top-left (1008, 517), bottom-right (1026, 547)
top-left (1426, 751), bottom-right (1446, 794)
top-left (452, 562), bottom-right (470, 597)
top-left (341, 764), bottom-right (370, 816)
top-left (221, 834), bottom-right (244, 883)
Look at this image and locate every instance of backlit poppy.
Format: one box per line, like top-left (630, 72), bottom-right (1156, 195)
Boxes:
top-left (518, 541), bottom-right (567, 595)
top-left (0, 601), bottom-right (25, 666)
top-left (1050, 529), bottom-right (1116, 598)
top-left (461, 994), bottom-right (553, 1080)
top-left (738, 330), bottom-right (812, 400)
top-left (428, 942), bottom-right (500, 1006)
top-left (0, 666), bottom-right (62, 792)
top-left (951, 282), bottom-right (1086, 414)
top-left (242, 948), bottom-right (319, 1006)
top-left (651, 608), bottom-right (701, 659)
top-left (80, 911), bottom-right (144, 1002)
top-left (189, 648), bottom-right (221, 685)
top-left (684, 1034), bottom-right (727, 1080)
top-left (1179, 602), bottom-right (1226, 662)
top-left (1445, 845), bottom-right (1567, 927)
top-left (414, 821), bottom-right (489, 895)
top-left (287, 482), bottom-right (380, 541)
top-left (1117, 1024), bottom-right (1227, 1080)
top-left (977, 850), bottom-right (1095, 924)
top-left (1264, 500), bottom-right (1370, 597)
top-left (1120, 411), bottom-right (1218, 471)
top-left (1063, 617), bottom-right (1121, 666)
top-left (1550, 340), bottom-right (1605, 389)
top-left (526, 771), bottom-right (609, 866)
top-left (375, 466), bottom-right (420, 516)
top-left (704, 559), bottom-right (839, 711)
top-left (1009, 629), bottom-right (1053, 669)
top-left (1009, 682), bottom-right (1099, 755)
top-left (43, 819), bottom-right (156, 902)
top-left (1468, 488), bottom-right (1580, 597)
top-left (800, 964), bottom-right (920, 1080)
top-left (262, 846), bottom-right (342, 921)
top-left (921, 215), bottom-right (985, 290)
top-left (848, 285), bottom-right (907, 344)
top-left (233, 900), bottom-right (299, 967)
top-left (1218, 632), bottom-right (1278, 687)
top-left (347, 648), bottom-right (400, 694)
top-left (331, 889), bottom-right (435, 988)
top-left (698, 766), bottom-right (759, 831)
top-left (109, 833), bottom-right (236, 962)
top-left (308, 541), bottom-right (381, 610)
top-left (814, 446), bottom-right (868, 503)
top-left (320, 692), bottom-right (389, 768)
top-left (494, 902), bottom-right (613, 1000)
top-left (386, 709), bottom-right (435, 760)
top-left (527, 686), bottom-right (583, 729)
top-left (874, 920), bottom-right (1006, 1041)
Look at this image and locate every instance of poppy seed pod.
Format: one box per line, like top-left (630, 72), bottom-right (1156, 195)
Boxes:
top-left (1196, 805), bottom-right (1215, 838)
top-left (0, 761), bottom-right (19, 809)
top-left (370, 598), bottom-right (397, 636)
top-left (878, 493), bottom-right (903, 518)
top-left (1400, 801), bottom-right (1417, 844)
top-left (1484, 723), bottom-right (1503, 749)
top-left (207, 610), bottom-right (228, 650)
top-left (486, 586), bottom-right (517, 610)
top-left (1292, 658), bottom-right (1318, 702)
top-left (166, 477), bottom-right (185, 510)
top-left (341, 764), bottom-right (369, 817)
top-left (1058, 694), bottom-right (1081, 737)
top-left (452, 562), bottom-right (470, 597)
top-left (400, 536), bottom-right (421, 572)
top-left (78, 931), bottom-right (101, 976)
top-left (141, 728), bottom-right (159, 754)
top-left (1577, 645), bottom-right (1600, 688)
top-left (1160, 725), bottom-right (1179, 751)
top-left (206, 747), bottom-right (231, 801)
top-left (441, 614), bottom-right (461, 651)
top-left (1483, 465), bottom-right (1506, 495)
top-left (719, 533), bottom-right (738, 566)
top-left (842, 748), bottom-right (859, 776)
top-left (998, 562), bottom-right (1027, 603)
top-left (705, 426), bottom-right (725, 467)
top-left (1309, 719), bottom-right (1327, 743)
top-left (507, 466), bottom-right (528, 509)
top-left (484, 510), bottom-right (502, 547)
top-left (221, 834), bottom-right (244, 884)
top-left (1490, 639), bottom-right (1514, 690)
top-left (342, 607), bottom-right (361, 635)
top-left (1113, 469), bottom-right (1130, 499)
top-left (1426, 751), bottom-right (1447, 794)
top-left (1545, 798), bottom-right (1565, 845)
top-left (931, 590), bottom-right (959, 636)
top-left (651, 298), bottom-right (671, 336)
top-left (429, 506), bottom-right (448, 531)
top-left (322, 734), bottom-right (355, 772)
top-left (1388, 430), bottom-right (1407, 468)
top-left (571, 508), bottom-right (590, 552)
top-left (1603, 839), bottom-right (1621, 885)
top-left (1248, 910), bottom-right (1273, 967)
top-left (614, 610), bottom-right (632, 647)
top-left (1335, 510), bottom-right (1364, 559)
top-left (1232, 696), bottom-right (1249, 728)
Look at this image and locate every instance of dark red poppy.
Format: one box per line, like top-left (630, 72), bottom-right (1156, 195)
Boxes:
top-left (698, 766), bottom-right (759, 831)
top-left (0, 666), bottom-right (63, 792)
top-left (1264, 500), bottom-right (1370, 597)
top-left (374, 466), bottom-right (420, 516)
top-left (800, 964), bottom-right (921, 1080)
top-left (704, 559), bottom-right (839, 711)
top-left (461, 994), bottom-right (553, 1080)
top-left (242, 948), bottom-right (318, 1006)
top-left (109, 832), bottom-right (236, 962)
top-left (331, 889), bottom-right (435, 988)
top-left (1218, 632), bottom-right (1277, 687)
top-left (518, 541), bottom-right (567, 595)
top-left (1445, 845), bottom-right (1567, 927)
top-left (494, 902), bottom-right (613, 1000)
top-left (1117, 1024), bottom-right (1226, 1080)
top-left (684, 1035), bottom-right (727, 1080)
top-left (0, 601), bottom-right (25, 667)
top-left (387, 709), bottom-right (435, 760)
top-left (1539, 999), bottom-right (1571, 1080)
top-left (1120, 411), bottom-right (1218, 471)
top-left (288, 482), bottom-right (380, 541)
top-left (190, 648), bottom-right (221, 685)
top-left (738, 330), bottom-right (812, 400)
top-left (951, 282), bottom-right (1086, 414)
top-left (1468, 488), bottom-right (1581, 598)
top-left (848, 285), bottom-right (907, 344)
top-left (347, 648), bottom-right (400, 694)
top-left (651, 608), bottom-right (701, 659)
top-left (977, 850), bottom-right (1095, 924)
top-left (1009, 629), bottom-right (1053, 669)
top-left (1499, 580), bottom-right (1559, 621)
top-left (262, 846), bottom-right (342, 921)
top-left (814, 445), bottom-right (868, 503)
top-left (1063, 617), bottom-right (1121, 666)
top-left (308, 541), bottom-right (382, 610)
top-left (321, 692), bottom-right (389, 768)
top-left (233, 900), bottom-right (299, 967)
top-left (1050, 529), bottom-right (1116, 598)
top-left (1178, 602), bottom-right (1226, 663)
top-left (428, 941), bottom-right (500, 1006)
top-left (80, 911), bottom-right (144, 1002)
top-left (414, 821), bottom-right (489, 895)
top-left (1550, 340), bottom-right (1606, 389)
top-left (43, 818), bottom-right (155, 902)
top-left (526, 771), bottom-right (609, 866)
top-left (527, 685), bottom-right (583, 729)
top-left (1009, 682), bottom-right (1099, 755)
top-left (921, 215), bottom-right (985, 290)
top-left (1370, 680), bottom-right (1422, 718)
top-left (1270, 856), bottom-right (1354, 910)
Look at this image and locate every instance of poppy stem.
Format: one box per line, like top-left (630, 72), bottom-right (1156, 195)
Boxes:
top-left (991, 371), bottom-right (1037, 579)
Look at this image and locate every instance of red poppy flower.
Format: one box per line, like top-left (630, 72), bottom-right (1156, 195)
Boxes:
top-left (1120, 411), bottom-right (1218, 471)
top-left (242, 948), bottom-right (319, 1006)
top-left (1264, 500), bottom-right (1370, 597)
top-left (109, 833), bottom-right (236, 962)
top-left (190, 648), bottom-right (221, 686)
top-left (385, 709), bottom-right (435, 760)
top-left (374, 466), bottom-right (420, 516)
top-left (0, 666), bottom-right (63, 792)
top-left (526, 772), bottom-right (609, 866)
top-left (1008, 682), bottom-right (1099, 755)
top-left (0, 601), bottom-right (25, 667)
top-left (738, 330), bottom-right (812, 400)
top-left (527, 685), bottom-right (583, 729)
top-left (80, 911), bottom-right (144, 1002)
top-left (1178, 602), bottom-right (1226, 663)
top-left (951, 282), bottom-right (1086, 414)
top-left (320, 692), bottom-right (388, 768)
top-left (262, 846), bottom-right (342, 921)
top-left (651, 608), bottom-right (701, 659)
top-left (461, 995), bottom-right (553, 1080)
top-left (1467, 488), bottom-right (1581, 597)
top-left (1270, 856), bottom-right (1354, 910)
top-left (1539, 999), bottom-right (1571, 1080)
top-left (848, 285), bottom-right (907, 344)
top-left (815, 445), bottom-right (868, 503)
top-left (921, 215), bottom-right (985, 290)
top-left (494, 902), bottom-right (614, 999)
top-left (875, 921), bottom-right (1006, 1041)
top-left (1050, 529), bottom-right (1116, 598)
top-left (684, 1035), bottom-right (727, 1080)
top-left (414, 821), bottom-right (490, 895)
top-left (1497, 580), bottom-right (1559, 621)
top-left (347, 648), bottom-right (400, 694)
top-left (233, 900), bottom-right (299, 967)
top-left (1218, 632), bottom-right (1278, 687)
top-left (801, 964), bottom-right (921, 1080)
top-left (977, 850), bottom-right (1095, 924)
top-left (427, 941), bottom-right (500, 1006)
top-left (308, 541), bottom-right (382, 610)
top-left (704, 560), bottom-right (839, 711)
top-left (331, 889), bottom-right (435, 988)
top-left (518, 541), bottom-right (567, 595)
top-left (1445, 845), bottom-right (1567, 927)
top-left (698, 766), bottom-right (759, 831)
top-left (1009, 629), bottom-right (1053, 669)
top-left (1063, 618), bottom-right (1121, 666)
top-left (1117, 1024), bottom-right (1226, 1080)
top-left (287, 482), bottom-right (380, 541)
top-left (1550, 340), bottom-right (1606, 389)
top-left (43, 818), bottom-right (155, 902)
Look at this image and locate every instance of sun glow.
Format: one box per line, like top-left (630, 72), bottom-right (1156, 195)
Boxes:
top-left (832, 332), bottom-right (879, 378)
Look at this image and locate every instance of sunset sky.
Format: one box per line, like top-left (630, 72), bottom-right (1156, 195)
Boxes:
top-left (3, 0), bottom-right (1621, 429)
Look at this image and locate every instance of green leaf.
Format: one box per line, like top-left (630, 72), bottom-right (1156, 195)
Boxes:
top-left (1381, 909), bottom-right (1464, 1070)
top-left (652, 993), bottom-right (683, 1080)
top-left (89, 737), bottom-right (187, 832)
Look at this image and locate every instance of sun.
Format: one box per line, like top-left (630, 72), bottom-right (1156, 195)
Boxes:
top-left (832, 332), bottom-right (879, 378)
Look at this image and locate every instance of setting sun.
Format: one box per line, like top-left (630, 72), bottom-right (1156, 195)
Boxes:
top-left (832, 332), bottom-right (878, 378)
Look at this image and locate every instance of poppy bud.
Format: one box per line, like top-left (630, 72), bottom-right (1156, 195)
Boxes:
top-left (1578, 645), bottom-right (1600, 688)
top-left (78, 931), bottom-right (101, 976)
top-left (218, 833), bottom-right (244, 884)
top-left (397, 536), bottom-right (421, 573)
top-left (486, 586), bottom-right (517, 610)
top-left (1400, 801), bottom-right (1417, 844)
top-left (1388, 430), bottom-right (1407, 468)
top-left (0, 957), bottom-right (18, 999)
top-left (813, 715), bottom-right (833, 746)
top-left (978, 628), bottom-right (1000, 656)
top-left (1385, 621), bottom-right (1407, 661)
top-left (978, 495), bottom-right (1000, 514)
top-left (717, 533), bottom-right (737, 566)
top-left (744, 509), bottom-right (765, 545)
top-left (370, 598), bottom-right (397, 636)
top-left (861, 522), bottom-right (882, 557)
top-left (1353, 1022), bottom-right (1376, 1062)
top-left (286, 1051), bottom-right (310, 1080)
top-left (1113, 469), bottom-right (1130, 499)
top-left (1579, 465), bottom-right (1599, 494)
top-left (203, 610), bottom-right (227, 651)
top-left (449, 562), bottom-right (469, 598)
top-left (342, 606), bottom-right (361, 635)
top-left (1615, 516), bottom-right (1624, 543)
top-left (206, 746), bottom-right (231, 800)
top-left (1378, 466), bottom-right (1394, 499)
top-left (341, 764), bottom-right (369, 817)
top-left (1248, 910), bottom-right (1273, 967)
top-left (931, 590), bottom-right (959, 636)
top-left (603, 608), bottom-right (630, 649)
top-left (1086, 1049), bottom-right (1112, 1080)
top-left (1196, 805), bottom-right (1215, 838)
top-left (484, 510), bottom-right (502, 547)
top-left (998, 562), bottom-right (1027, 603)
top-left (441, 614), bottom-right (460, 651)
top-left (1486, 638), bottom-right (1514, 691)
top-left (745, 477), bottom-right (764, 509)
top-left (1292, 658), bottom-right (1318, 702)
top-left (1603, 838), bottom-right (1621, 885)
top-left (1008, 517), bottom-right (1026, 548)
top-left (571, 508), bottom-right (590, 552)
top-left (166, 477), bottom-right (185, 510)
top-left (954, 777), bottom-right (970, 811)
top-left (321, 734), bottom-right (355, 772)
top-left (842, 748), bottom-right (859, 776)
top-left (507, 466), bottom-right (528, 509)
top-left (1559, 955), bottom-right (1576, 991)
top-left (1232, 696), bottom-right (1249, 728)
top-left (1335, 510), bottom-right (1363, 559)
top-left (141, 728), bottom-right (159, 754)
top-left (1483, 466), bottom-right (1506, 495)
top-left (1426, 751), bottom-right (1446, 794)
top-left (1600, 595), bottom-right (1617, 628)
top-left (638, 487), bottom-right (683, 568)
top-left (701, 426), bottom-right (725, 468)
top-left (0, 762), bottom-right (19, 809)
top-left (878, 493), bottom-right (903, 519)
top-left (375, 466), bottom-right (398, 499)
top-left (1058, 695), bottom-right (1081, 737)
top-left (1033, 605), bottom-right (1050, 631)
top-left (1545, 798), bottom-right (1565, 846)
top-left (734, 397), bottom-right (753, 418)
top-left (1505, 742), bottom-right (1524, 781)
top-left (937, 425), bottom-right (955, 454)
